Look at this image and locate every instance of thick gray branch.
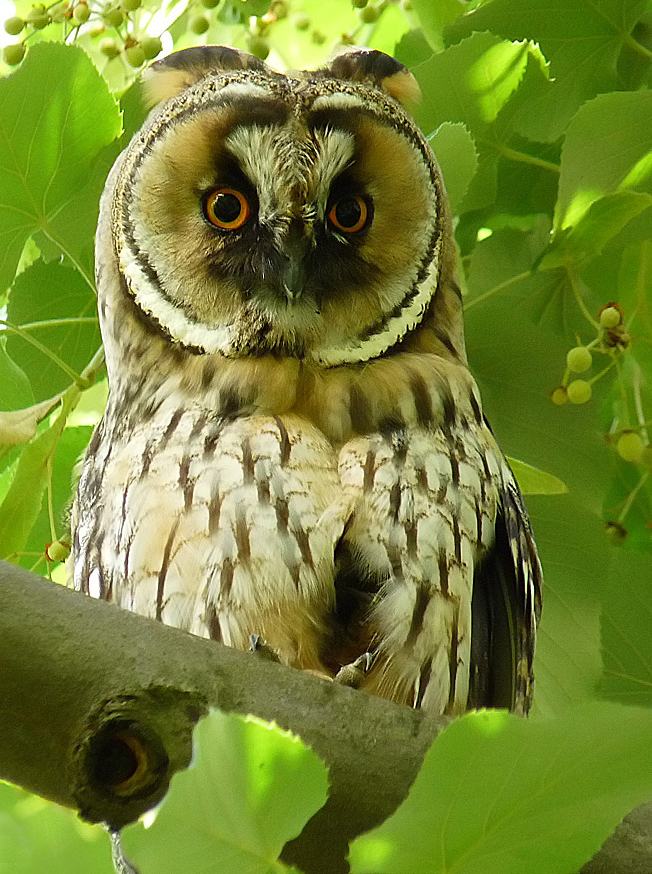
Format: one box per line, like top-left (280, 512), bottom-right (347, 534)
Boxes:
top-left (0, 561), bottom-right (650, 874)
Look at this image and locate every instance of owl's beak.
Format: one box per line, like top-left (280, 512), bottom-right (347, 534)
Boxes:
top-left (280, 221), bottom-right (308, 303)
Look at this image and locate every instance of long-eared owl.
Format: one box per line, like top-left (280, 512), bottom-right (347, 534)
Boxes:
top-left (72, 45), bottom-right (542, 716)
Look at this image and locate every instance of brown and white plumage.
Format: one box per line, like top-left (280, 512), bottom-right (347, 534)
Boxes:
top-left (72, 45), bottom-right (542, 715)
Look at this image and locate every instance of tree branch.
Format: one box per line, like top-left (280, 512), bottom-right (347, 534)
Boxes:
top-left (0, 560), bottom-right (650, 874)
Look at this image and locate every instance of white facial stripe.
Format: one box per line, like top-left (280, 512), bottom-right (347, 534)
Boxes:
top-left (225, 125), bottom-right (296, 222)
top-left (311, 92), bottom-right (367, 111)
top-left (312, 128), bottom-right (356, 218)
top-left (312, 242), bottom-right (442, 367)
top-left (119, 246), bottom-right (235, 354)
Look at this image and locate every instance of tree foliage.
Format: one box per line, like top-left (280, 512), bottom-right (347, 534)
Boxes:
top-left (1, 0), bottom-right (652, 871)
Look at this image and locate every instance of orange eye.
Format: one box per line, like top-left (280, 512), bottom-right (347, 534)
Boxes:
top-left (328, 195), bottom-right (369, 233)
top-left (204, 188), bottom-right (251, 230)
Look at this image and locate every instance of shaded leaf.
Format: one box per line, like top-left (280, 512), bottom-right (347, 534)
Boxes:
top-left (0, 395), bottom-right (62, 446)
top-left (349, 702), bottom-right (652, 874)
top-left (428, 123), bottom-right (478, 215)
top-left (122, 710), bottom-right (327, 874)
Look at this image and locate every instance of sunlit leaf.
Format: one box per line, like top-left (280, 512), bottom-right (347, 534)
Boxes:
top-left (349, 703), bottom-right (652, 874)
top-left (507, 457), bottom-right (567, 495)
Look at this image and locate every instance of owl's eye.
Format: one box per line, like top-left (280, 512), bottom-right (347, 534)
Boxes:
top-left (327, 195), bottom-right (370, 234)
top-left (204, 188), bottom-right (251, 230)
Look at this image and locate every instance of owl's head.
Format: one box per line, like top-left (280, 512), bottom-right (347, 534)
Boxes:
top-left (99, 45), bottom-right (464, 369)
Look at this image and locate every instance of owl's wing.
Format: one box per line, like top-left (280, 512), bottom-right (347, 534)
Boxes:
top-left (469, 467), bottom-right (543, 714)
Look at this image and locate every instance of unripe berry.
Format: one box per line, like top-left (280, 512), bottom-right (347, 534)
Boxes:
top-left (359, 3), bottom-right (379, 22)
top-left (292, 12), bottom-right (310, 30)
top-left (99, 36), bottom-right (120, 57)
top-left (605, 521), bottom-right (627, 544)
top-left (201, 0), bottom-right (220, 8)
top-left (26, 6), bottom-right (50, 28)
top-left (4, 16), bottom-right (25, 35)
top-left (551, 387), bottom-right (568, 406)
top-left (617, 431), bottom-right (644, 463)
top-left (103, 6), bottom-right (124, 27)
top-left (246, 34), bottom-right (270, 59)
top-left (190, 13), bottom-right (209, 33)
top-left (600, 305), bottom-right (622, 329)
top-left (125, 43), bottom-right (145, 66)
top-left (51, 2), bottom-right (69, 22)
top-left (352, 0), bottom-right (368, 7)
top-left (270, 0), bottom-right (288, 17)
top-left (566, 345), bottom-right (592, 373)
top-left (3, 42), bottom-right (26, 64)
top-left (73, 2), bottom-right (91, 23)
top-left (141, 35), bottom-right (162, 59)
top-left (46, 540), bottom-right (71, 562)
top-left (311, 29), bottom-right (326, 44)
top-left (567, 379), bottom-right (592, 405)
top-left (122, 0), bottom-right (142, 10)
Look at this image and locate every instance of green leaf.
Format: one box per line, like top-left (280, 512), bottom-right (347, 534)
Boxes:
top-left (0, 340), bottom-right (33, 410)
top-left (555, 90), bottom-right (652, 231)
top-left (428, 123), bottom-right (478, 215)
top-left (0, 396), bottom-right (62, 446)
top-left (349, 702), bottom-right (652, 874)
top-left (0, 390), bottom-right (77, 560)
top-left (411, 0), bottom-right (467, 51)
top-left (446, 0), bottom-right (651, 141)
top-left (601, 549), bottom-right (652, 706)
top-left (0, 43), bottom-right (121, 291)
top-left (6, 259), bottom-right (101, 402)
top-left (123, 710), bottom-right (328, 874)
top-left (0, 782), bottom-right (113, 874)
top-left (506, 457), bottom-right (567, 495)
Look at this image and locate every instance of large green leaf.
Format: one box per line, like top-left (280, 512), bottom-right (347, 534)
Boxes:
top-left (446, 0), bottom-right (651, 141)
top-left (122, 710), bottom-right (328, 874)
top-left (0, 43), bottom-right (121, 292)
top-left (349, 703), bottom-right (652, 874)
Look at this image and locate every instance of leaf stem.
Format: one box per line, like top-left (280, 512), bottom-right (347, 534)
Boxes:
top-left (623, 32), bottom-right (652, 61)
top-left (41, 229), bottom-right (96, 293)
top-left (565, 265), bottom-right (599, 328)
top-left (617, 470), bottom-right (650, 524)
top-left (486, 141), bottom-right (560, 174)
top-left (18, 317), bottom-right (99, 331)
top-left (463, 270), bottom-right (532, 311)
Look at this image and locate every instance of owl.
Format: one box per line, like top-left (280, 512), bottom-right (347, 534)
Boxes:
top-left (71, 45), bottom-right (542, 716)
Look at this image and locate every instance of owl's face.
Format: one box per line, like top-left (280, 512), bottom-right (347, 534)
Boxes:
top-left (106, 46), bottom-right (454, 368)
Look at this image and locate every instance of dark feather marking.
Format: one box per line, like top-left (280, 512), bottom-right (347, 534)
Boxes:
top-left (435, 478), bottom-right (448, 504)
top-left (235, 509), bottom-right (250, 562)
top-left (204, 427), bottom-right (222, 459)
top-left (407, 584), bottom-right (429, 646)
top-left (179, 456), bottom-right (194, 510)
top-left (349, 382), bottom-right (374, 433)
top-left (294, 527), bottom-right (313, 568)
top-left (189, 411), bottom-right (209, 441)
top-left (406, 516), bottom-right (418, 557)
top-left (438, 547), bottom-right (449, 594)
top-left (410, 372), bottom-right (433, 427)
top-left (159, 409), bottom-right (183, 450)
top-left (453, 518), bottom-right (462, 563)
top-left (449, 451), bottom-right (460, 485)
top-left (475, 500), bottom-right (484, 547)
top-left (156, 518), bottom-right (180, 621)
top-left (241, 438), bottom-right (254, 484)
top-left (206, 604), bottom-right (222, 642)
top-left (363, 449), bottom-right (376, 492)
top-left (273, 415), bottom-right (291, 466)
top-left (389, 481), bottom-right (401, 521)
top-left (221, 558), bottom-right (235, 599)
top-left (415, 658), bottom-right (432, 708)
top-left (140, 441), bottom-right (155, 479)
top-left (447, 612), bottom-right (459, 710)
top-left (416, 465), bottom-right (428, 493)
top-left (470, 391), bottom-right (483, 425)
top-left (276, 496), bottom-right (289, 533)
top-left (433, 325), bottom-right (459, 357)
top-left (257, 472), bottom-right (270, 504)
top-left (208, 491), bottom-right (222, 534)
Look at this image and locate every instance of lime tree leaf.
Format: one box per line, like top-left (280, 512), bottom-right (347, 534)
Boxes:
top-left (555, 90), bottom-right (652, 231)
top-left (0, 395), bottom-right (62, 446)
top-left (506, 457), bottom-right (567, 495)
top-left (601, 548), bottom-right (652, 706)
top-left (348, 702), bottom-right (652, 874)
top-left (122, 710), bottom-right (328, 874)
top-left (6, 260), bottom-right (100, 402)
top-left (411, 0), bottom-right (468, 51)
top-left (0, 390), bottom-right (78, 561)
top-left (413, 33), bottom-right (549, 212)
top-left (0, 42), bottom-right (121, 292)
top-left (0, 781), bottom-right (114, 874)
top-left (0, 341), bottom-right (33, 410)
top-left (428, 123), bottom-right (478, 215)
top-left (445, 0), bottom-right (651, 142)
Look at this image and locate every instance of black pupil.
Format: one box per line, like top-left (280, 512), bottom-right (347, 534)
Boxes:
top-left (334, 197), bottom-right (362, 228)
top-left (212, 192), bottom-right (243, 224)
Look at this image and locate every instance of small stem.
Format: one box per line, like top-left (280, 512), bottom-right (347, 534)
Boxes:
top-left (566, 266), bottom-right (599, 328)
top-left (485, 141), bottom-right (560, 174)
top-left (41, 230), bottom-right (96, 293)
top-left (18, 317), bottom-right (99, 331)
top-left (0, 320), bottom-right (85, 386)
top-left (623, 32), bottom-right (652, 61)
top-left (617, 470), bottom-right (650, 524)
top-left (46, 455), bottom-right (57, 545)
top-left (614, 355), bottom-right (631, 430)
top-left (587, 358), bottom-right (618, 386)
top-left (463, 270), bottom-right (532, 311)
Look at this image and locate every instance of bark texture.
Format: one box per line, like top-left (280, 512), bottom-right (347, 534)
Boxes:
top-left (0, 560), bottom-right (650, 873)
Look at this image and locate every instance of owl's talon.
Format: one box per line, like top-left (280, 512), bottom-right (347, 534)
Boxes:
top-left (335, 651), bottom-right (374, 688)
top-left (249, 633), bottom-right (281, 663)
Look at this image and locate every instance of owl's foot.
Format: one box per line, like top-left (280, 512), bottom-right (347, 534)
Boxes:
top-left (249, 633), bottom-right (281, 663)
top-left (334, 652), bottom-right (373, 688)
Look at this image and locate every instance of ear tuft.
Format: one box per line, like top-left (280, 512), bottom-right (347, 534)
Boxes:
top-left (143, 45), bottom-right (270, 107)
top-left (317, 49), bottom-right (420, 107)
